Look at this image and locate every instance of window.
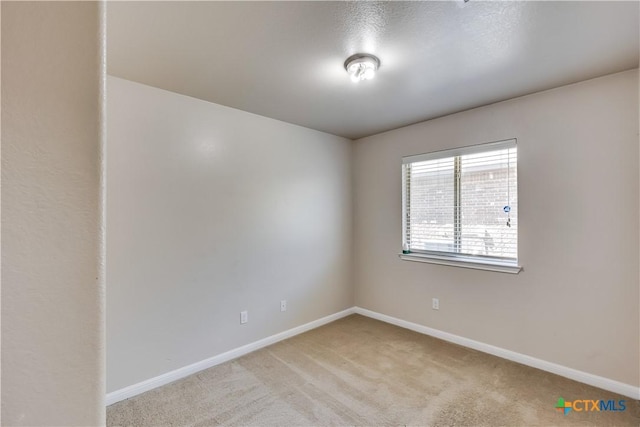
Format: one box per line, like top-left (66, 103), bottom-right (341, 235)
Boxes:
top-left (401, 139), bottom-right (520, 273)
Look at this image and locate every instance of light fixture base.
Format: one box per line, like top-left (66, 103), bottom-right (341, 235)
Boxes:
top-left (344, 53), bottom-right (380, 82)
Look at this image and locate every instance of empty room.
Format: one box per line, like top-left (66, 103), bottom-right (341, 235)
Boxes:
top-left (2, 1), bottom-right (639, 426)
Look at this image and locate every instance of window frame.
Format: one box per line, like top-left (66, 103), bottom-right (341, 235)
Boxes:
top-left (400, 139), bottom-right (521, 274)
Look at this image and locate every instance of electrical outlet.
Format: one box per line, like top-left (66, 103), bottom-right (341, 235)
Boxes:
top-left (432, 298), bottom-right (439, 310)
top-left (240, 310), bottom-right (248, 324)
top-left (280, 300), bottom-right (287, 312)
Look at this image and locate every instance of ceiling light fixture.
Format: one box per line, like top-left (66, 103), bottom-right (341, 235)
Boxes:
top-left (344, 53), bottom-right (380, 82)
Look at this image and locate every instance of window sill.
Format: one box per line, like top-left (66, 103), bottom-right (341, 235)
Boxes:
top-left (398, 253), bottom-right (522, 274)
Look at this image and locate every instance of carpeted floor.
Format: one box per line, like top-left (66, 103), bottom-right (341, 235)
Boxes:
top-left (107, 314), bottom-right (639, 426)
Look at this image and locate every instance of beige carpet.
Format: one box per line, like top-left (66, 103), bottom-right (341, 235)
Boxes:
top-left (107, 315), bottom-right (639, 426)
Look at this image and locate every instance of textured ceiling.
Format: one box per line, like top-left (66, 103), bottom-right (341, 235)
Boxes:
top-left (107, 1), bottom-right (639, 140)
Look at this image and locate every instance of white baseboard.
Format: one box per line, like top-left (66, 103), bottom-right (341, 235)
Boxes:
top-left (107, 306), bottom-right (639, 405)
top-left (106, 307), bottom-right (355, 406)
top-left (354, 307), bottom-right (640, 400)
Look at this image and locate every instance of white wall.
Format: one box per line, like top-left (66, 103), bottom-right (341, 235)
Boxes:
top-left (353, 70), bottom-right (639, 388)
top-left (1, 2), bottom-right (105, 425)
top-left (106, 77), bottom-right (353, 392)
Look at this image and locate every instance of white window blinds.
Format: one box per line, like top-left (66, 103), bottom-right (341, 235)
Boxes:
top-left (402, 139), bottom-right (517, 264)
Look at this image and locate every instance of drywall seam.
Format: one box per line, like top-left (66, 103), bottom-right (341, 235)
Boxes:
top-left (354, 307), bottom-right (640, 400)
top-left (106, 307), bottom-right (356, 405)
